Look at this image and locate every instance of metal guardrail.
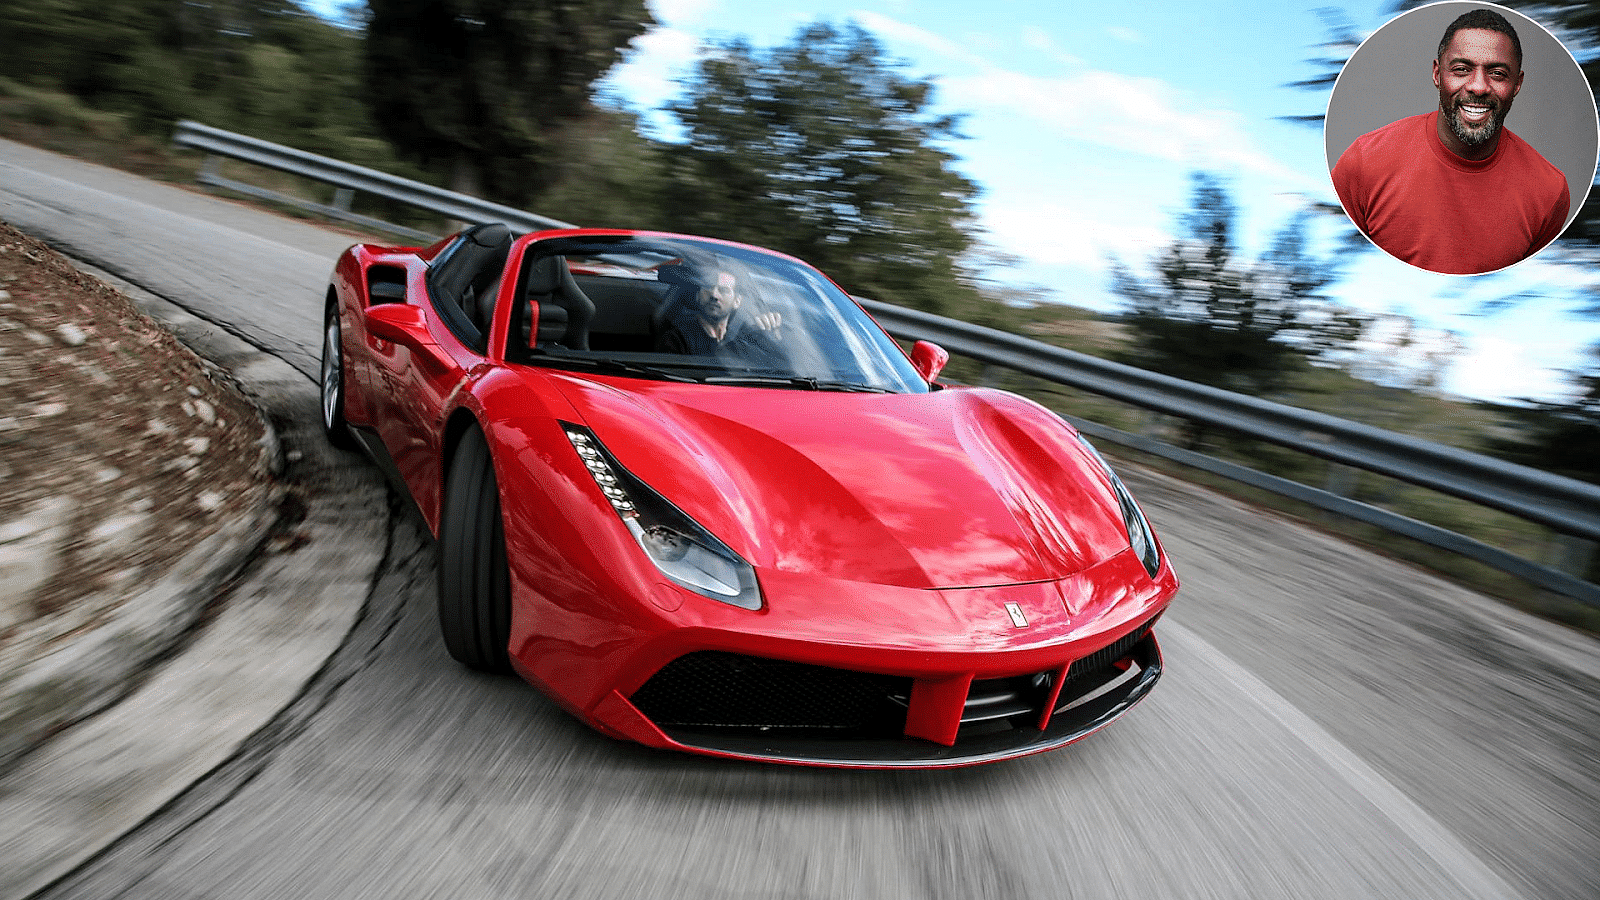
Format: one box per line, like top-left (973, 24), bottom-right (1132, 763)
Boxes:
top-left (172, 122), bottom-right (1600, 606)
top-left (172, 120), bottom-right (575, 239)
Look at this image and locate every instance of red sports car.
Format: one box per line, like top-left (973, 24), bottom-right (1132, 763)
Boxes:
top-left (320, 224), bottom-right (1178, 767)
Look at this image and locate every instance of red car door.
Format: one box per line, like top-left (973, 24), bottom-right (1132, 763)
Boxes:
top-left (366, 226), bottom-right (510, 526)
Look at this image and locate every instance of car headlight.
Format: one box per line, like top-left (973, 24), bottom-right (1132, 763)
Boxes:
top-left (1076, 433), bottom-right (1162, 578)
top-left (563, 423), bottom-right (762, 610)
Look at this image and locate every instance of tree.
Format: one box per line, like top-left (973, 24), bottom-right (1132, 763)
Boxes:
top-left (0, 0), bottom-right (181, 126)
top-left (523, 107), bottom-right (668, 228)
top-left (362, 0), bottom-right (652, 205)
top-left (1280, 7), bottom-right (1363, 128)
top-left (0, 0), bottom-right (377, 148)
top-left (1111, 172), bottom-right (1365, 396)
top-left (659, 21), bottom-right (981, 315)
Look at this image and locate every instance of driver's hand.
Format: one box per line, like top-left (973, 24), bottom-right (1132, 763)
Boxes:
top-left (751, 310), bottom-right (782, 332)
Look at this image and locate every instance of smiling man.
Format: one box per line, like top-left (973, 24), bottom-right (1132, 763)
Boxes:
top-left (1332, 8), bottom-right (1569, 275)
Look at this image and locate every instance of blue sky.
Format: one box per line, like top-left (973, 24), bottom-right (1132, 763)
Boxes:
top-left (595, 0), bottom-right (1600, 404)
top-left (316, 0), bottom-right (1600, 403)
top-left (603, 0), bottom-right (1350, 277)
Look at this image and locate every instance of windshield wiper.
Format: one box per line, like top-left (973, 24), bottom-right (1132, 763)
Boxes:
top-left (702, 375), bottom-right (893, 393)
top-left (589, 358), bottom-right (705, 383)
top-left (532, 353), bottom-right (702, 383)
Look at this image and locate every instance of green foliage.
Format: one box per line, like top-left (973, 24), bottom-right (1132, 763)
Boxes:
top-left (1111, 172), bottom-right (1366, 397)
top-left (1280, 8), bottom-right (1362, 126)
top-left (362, 0), bottom-right (653, 206)
top-left (660, 21), bottom-right (982, 315)
top-left (0, 0), bottom-right (386, 161)
top-left (0, 0), bottom-right (168, 125)
top-left (2, 5), bottom-right (984, 321)
top-left (524, 109), bottom-right (669, 229)
top-left (0, 77), bottom-right (183, 178)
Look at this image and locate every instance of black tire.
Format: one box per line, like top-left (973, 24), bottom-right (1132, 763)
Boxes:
top-left (437, 426), bottom-right (513, 673)
top-left (320, 303), bottom-right (357, 450)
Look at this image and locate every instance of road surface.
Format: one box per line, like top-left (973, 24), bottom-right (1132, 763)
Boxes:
top-left (2, 137), bottom-right (1595, 900)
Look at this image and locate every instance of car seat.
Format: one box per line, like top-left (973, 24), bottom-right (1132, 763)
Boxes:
top-left (429, 222), bottom-right (511, 346)
top-left (525, 254), bottom-right (595, 351)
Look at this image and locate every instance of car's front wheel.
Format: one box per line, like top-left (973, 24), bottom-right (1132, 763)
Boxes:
top-left (437, 426), bottom-right (513, 673)
top-left (320, 303), bottom-right (356, 450)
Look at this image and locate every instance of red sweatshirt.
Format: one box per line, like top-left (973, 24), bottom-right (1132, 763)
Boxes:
top-left (1332, 111), bottom-right (1569, 275)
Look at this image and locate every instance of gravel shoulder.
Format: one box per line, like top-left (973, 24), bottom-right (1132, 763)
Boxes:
top-left (0, 215), bottom-right (388, 900)
top-left (0, 221), bottom-right (280, 771)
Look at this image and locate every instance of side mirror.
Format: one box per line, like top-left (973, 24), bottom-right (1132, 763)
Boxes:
top-left (909, 340), bottom-right (948, 384)
top-left (364, 303), bottom-right (432, 346)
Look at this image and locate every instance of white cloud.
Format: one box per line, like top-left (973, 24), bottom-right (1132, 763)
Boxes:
top-left (854, 13), bottom-right (1077, 69)
top-left (599, 26), bottom-right (703, 117)
top-left (1018, 24), bottom-right (1085, 67)
top-left (845, 13), bottom-right (1306, 188)
top-left (649, 0), bottom-right (718, 27)
top-left (1446, 334), bottom-right (1574, 402)
top-left (942, 68), bottom-right (1307, 186)
top-left (981, 197), bottom-right (1169, 271)
top-left (619, 9), bottom-right (1304, 190)
top-left (1105, 26), bottom-right (1143, 44)
top-left (1021, 26), bottom-right (1052, 52)
top-left (835, 14), bottom-right (1320, 294)
top-left (852, 12), bottom-right (981, 66)
top-left (598, 0), bottom-right (725, 117)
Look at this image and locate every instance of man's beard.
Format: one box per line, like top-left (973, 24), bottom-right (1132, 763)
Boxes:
top-left (1443, 95), bottom-right (1508, 149)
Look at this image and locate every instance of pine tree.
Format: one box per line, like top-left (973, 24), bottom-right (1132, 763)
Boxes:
top-left (362, 0), bottom-right (652, 204)
top-left (660, 22), bottom-right (981, 314)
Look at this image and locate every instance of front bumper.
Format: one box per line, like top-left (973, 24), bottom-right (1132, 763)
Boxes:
top-left (589, 618), bottom-right (1163, 768)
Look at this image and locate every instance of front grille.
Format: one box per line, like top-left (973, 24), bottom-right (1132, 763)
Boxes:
top-left (1065, 622), bottom-right (1151, 686)
top-left (631, 651), bottom-right (911, 738)
top-left (632, 619), bottom-right (1160, 760)
top-left (962, 673), bottom-right (1053, 724)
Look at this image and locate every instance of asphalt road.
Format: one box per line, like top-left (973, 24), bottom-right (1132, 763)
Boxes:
top-left (2, 138), bottom-right (1596, 900)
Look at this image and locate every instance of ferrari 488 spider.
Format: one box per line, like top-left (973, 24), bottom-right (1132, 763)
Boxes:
top-left (321, 224), bottom-right (1178, 767)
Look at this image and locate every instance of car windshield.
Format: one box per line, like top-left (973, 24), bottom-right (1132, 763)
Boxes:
top-left (504, 235), bottom-right (929, 394)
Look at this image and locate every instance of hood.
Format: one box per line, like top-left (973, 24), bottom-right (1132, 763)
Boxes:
top-left (554, 376), bottom-right (1133, 590)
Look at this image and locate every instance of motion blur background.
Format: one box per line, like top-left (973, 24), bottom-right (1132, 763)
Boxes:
top-left (2, 5), bottom-right (1598, 899)
top-left (1, 0), bottom-right (1597, 598)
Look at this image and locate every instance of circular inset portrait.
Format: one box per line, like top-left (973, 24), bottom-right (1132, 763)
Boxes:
top-left (1325, 2), bottom-right (1598, 275)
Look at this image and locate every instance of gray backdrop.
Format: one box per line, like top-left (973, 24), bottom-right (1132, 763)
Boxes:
top-left (1324, 1), bottom-right (1597, 230)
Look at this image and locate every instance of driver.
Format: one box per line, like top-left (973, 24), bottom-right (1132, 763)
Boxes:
top-left (656, 266), bottom-right (782, 356)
